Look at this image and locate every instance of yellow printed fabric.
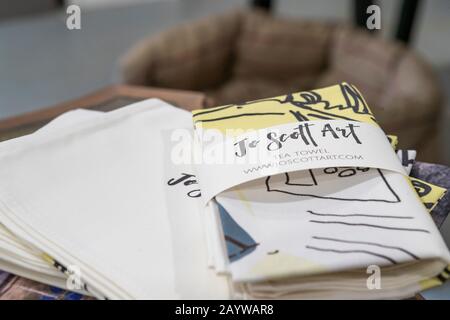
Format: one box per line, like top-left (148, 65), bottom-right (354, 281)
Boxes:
top-left (193, 82), bottom-right (447, 213)
top-left (193, 82), bottom-right (377, 131)
top-left (410, 177), bottom-right (447, 212)
top-left (388, 135), bottom-right (399, 150)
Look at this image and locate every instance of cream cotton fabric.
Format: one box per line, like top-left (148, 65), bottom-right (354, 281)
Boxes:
top-left (0, 100), bottom-right (229, 299)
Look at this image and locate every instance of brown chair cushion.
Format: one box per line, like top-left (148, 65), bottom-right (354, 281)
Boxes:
top-left (379, 50), bottom-right (443, 128)
top-left (316, 26), bottom-right (443, 127)
top-left (120, 10), bottom-right (242, 90)
top-left (316, 26), bottom-right (406, 121)
top-left (232, 10), bottom-right (332, 84)
top-left (207, 75), bottom-right (319, 106)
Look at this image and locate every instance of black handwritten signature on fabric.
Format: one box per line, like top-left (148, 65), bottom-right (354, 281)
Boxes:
top-left (265, 169), bottom-right (401, 203)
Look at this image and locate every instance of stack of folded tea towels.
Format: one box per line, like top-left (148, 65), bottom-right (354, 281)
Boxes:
top-left (0, 83), bottom-right (448, 299)
top-left (0, 101), bottom-right (230, 299)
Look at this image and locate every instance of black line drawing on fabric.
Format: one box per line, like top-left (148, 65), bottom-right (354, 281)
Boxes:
top-left (307, 210), bottom-right (414, 219)
top-left (192, 83), bottom-right (376, 125)
top-left (304, 209), bottom-right (424, 263)
top-left (265, 169), bottom-right (401, 203)
top-left (194, 112), bottom-right (286, 123)
top-left (323, 167), bottom-right (370, 178)
top-left (411, 179), bottom-right (434, 209)
top-left (311, 236), bottom-right (419, 260)
top-left (308, 220), bottom-right (430, 233)
top-left (436, 274), bottom-right (448, 283)
top-left (400, 150), bottom-right (415, 167)
top-left (305, 245), bottom-right (398, 264)
top-left (286, 83), bottom-right (376, 123)
top-left (217, 202), bottom-right (260, 263)
top-left (284, 170), bottom-right (317, 186)
top-left (267, 250), bottom-right (279, 255)
top-left (326, 83), bottom-right (372, 115)
top-left (387, 135), bottom-right (394, 145)
top-left (225, 235), bottom-right (259, 261)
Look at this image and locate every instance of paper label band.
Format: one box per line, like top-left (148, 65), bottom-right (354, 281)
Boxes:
top-left (193, 120), bottom-right (406, 205)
